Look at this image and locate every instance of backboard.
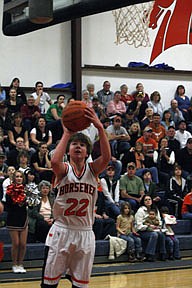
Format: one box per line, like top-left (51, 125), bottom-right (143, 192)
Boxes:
top-left (3, 0), bottom-right (153, 36)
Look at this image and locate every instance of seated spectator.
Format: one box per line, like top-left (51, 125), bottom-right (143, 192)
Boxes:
top-left (121, 142), bottom-right (159, 183)
top-left (161, 110), bottom-right (175, 130)
top-left (93, 188), bottom-right (116, 240)
top-left (132, 83), bottom-right (150, 103)
top-left (160, 206), bottom-right (181, 260)
top-left (20, 95), bottom-right (41, 131)
top-left (8, 112), bottom-right (29, 151)
top-left (175, 84), bottom-right (191, 123)
top-left (6, 137), bottom-right (29, 167)
top-left (142, 169), bottom-right (162, 207)
top-left (149, 113), bottom-right (166, 144)
top-left (168, 165), bottom-right (188, 219)
top-left (97, 80), bottom-right (114, 110)
top-left (136, 126), bottom-right (158, 168)
top-left (134, 195), bottom-right (166, 261)
top-left (30, 117), bottom-right (52, 150)
top-left (168, 99), bottom-right (186, 130)
top-left (116, 202), bottom-right (144, 262)
top-left (0, 101), bottom-right (8, 133)
top-left (92, 97), bottom-right (107, 122)
top-left (140, 107), bottom-right (154, 130)
top-left (175, 120), bottom-right (191, 149)
top-left (153, 137), bottom-right (175, 189)
top-left (86, 83), bottom-right (97, 99)
top-left (106, 115), bottom-right (131, 159)
top-left (0, 84), bottom-right (6, 102)
top-left (1, 166), bottom-right (16, 202)
top-left (177, 137), bottom-right (192, 179)
top-left (45, 95), bottom-right (65, 144)
top-left (181, 188), bottom-right (192, 219)
top-left (120, 84), bottom-right (134, 106)
top-left (127, 122), bottom-right (141, 147)
top-left (28, 180), bottom-right (54, 243)
top-left (119, 162), bottom-right (144, 212)
top-left (32, 81), bottom-right (52, 115)
top-left (17, 150), bottom-right (31, 176)
top-left (5, 88), bottom-right (23, 130)
top-left (123, 109), bottom-right (137, 130)
top-left (81, 90), bottom-right (93, 108)
top-left (166, 126), bottom-right (181, 158)
top-left (107, 90), bottom-right (126, 117)
top-left (100, 164), bottom-right (120, 220)
top-left (0, 152), bottom-right (8, 198)
top-left (30, 142), bottom-right (53, 182)
top-left (147, 91), bottom-right (164, 119)
top-left (6, 77), bottom-right (26, 104)
top-left (128, 92), bottom-right (148, 122)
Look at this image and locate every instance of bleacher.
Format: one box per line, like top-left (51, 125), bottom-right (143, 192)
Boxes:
top-left (0, 211), bottom-right (192, 269)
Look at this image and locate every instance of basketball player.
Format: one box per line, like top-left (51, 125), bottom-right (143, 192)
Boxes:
top-left (41, 107), bottom-right (111, 288)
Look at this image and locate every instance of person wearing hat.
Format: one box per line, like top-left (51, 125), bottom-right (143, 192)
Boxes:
top-left (136, 126), bottom-right (158, 167)
top-left (106, 115), bottom-right (131, 159)
top-left (119, 162), bottom-right (145, 212)
top-left (175, 120), bottom-right (192, 149)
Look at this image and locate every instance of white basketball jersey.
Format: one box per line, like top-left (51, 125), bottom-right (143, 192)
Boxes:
top-left (53, 162), bottom-right (98, 229)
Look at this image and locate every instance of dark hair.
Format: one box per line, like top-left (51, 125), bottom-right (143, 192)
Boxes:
top-left (10, 77), bottom-right (20, 88)
top-left (140, 195), bottom-right (158, 212)
top-left (150, 91), bottom-right (161, 102)
top-left (120, 201), bottom-right (132, 217)
top-left (176, 85), bottom-right (185, 95)
top-left (162, 110), bottom-right (172, 122)
top-left (17, 150), bottom-right (30, 164)
top-left (66, 133), bottom-right (92, 156)
top-left (56, 94), bottom-right (65, 101)
top-left (35, 81), bottom-right (43, 88)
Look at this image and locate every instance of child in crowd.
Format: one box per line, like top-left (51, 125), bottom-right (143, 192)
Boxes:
top-left (116, 202), bottom-right (144, 262)
top-left (161, 206), bottom-right (181, 260)
top-left (143, 209), bottom-right (161, 231)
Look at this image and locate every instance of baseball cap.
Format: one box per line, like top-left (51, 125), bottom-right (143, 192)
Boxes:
top-left (0, 151), bottom-right (6, 158)
top-left (106, 164), bottom-right (115, 170)
top-left (127, 162), bottom-right (136, 168)
top-left (143, 126), bottom-right (152, 132)
top-left (114, 115), bottom-right (122, 121)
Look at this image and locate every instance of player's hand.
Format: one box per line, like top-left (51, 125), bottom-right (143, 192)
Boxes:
top-left (84, 107), bottom-right (103, 130)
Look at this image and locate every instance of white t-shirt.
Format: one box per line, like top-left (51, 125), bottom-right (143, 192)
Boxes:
top-left (32, 91), bottom-right (51, 114)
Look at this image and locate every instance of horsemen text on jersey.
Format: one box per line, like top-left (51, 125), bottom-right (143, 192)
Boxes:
top-left (53, 162), bottom-right (98, 229)
top-left (58, 182), bottom-right (96, 196)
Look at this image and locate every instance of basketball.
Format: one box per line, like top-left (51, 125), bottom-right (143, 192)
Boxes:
top-left (62, 101), bottom-right (91, 132)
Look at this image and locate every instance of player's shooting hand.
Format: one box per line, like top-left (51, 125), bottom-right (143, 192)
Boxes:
top-left (84, 107), bottom-right (103, 130)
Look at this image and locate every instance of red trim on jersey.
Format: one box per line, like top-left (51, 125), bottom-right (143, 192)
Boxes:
top-left (44, 274), bottom-right (62, 281)
top-left (71, 163), bottom-right (86, 180)
top-left (71, 275), bottom-right (89, 284)
top-left (54, 163), bottom-right (69, 187)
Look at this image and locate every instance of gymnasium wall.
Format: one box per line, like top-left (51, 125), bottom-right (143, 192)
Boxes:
top-left (0, 0), bottom-right (191, 107)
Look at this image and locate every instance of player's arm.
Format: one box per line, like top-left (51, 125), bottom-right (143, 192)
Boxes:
top-left (51, 125), bottom-right (74, 181)
top-left (85, 108), bottom-right (111, 175)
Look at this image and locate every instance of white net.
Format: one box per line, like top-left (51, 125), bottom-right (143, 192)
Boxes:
top-left (112, 2), bottom-right (155, 48)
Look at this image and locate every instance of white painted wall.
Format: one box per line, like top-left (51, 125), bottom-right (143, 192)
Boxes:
top-left (0, 1), bottom-right (71, 87)
top-left (0, 1), bottom-right (192, 109)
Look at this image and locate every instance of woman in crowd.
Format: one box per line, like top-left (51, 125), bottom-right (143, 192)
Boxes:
top-left (135, 195), bottom-right (166, 262)
top-left (30, 117), bottom-right (52, 150)
top-left (161, 110), bottom-right (175, 130)
top-left (168, 165), bottom-right (188, 219)
top-left (45, 94), bottom-right (65, 122)
top-left (8, 112), bottom-right (29, 150)
top-left (120, 84), bottom-right (134, 107)
top-left (28, 180), bottom-right (54, 243)
top-left (147, 91), bottom-right (164, 119)
top-left (30, 142), bottom-right (53, 182)
top-left (127, 122), bottom-right (141, 147)
top-left (7, 77), bottom-right (26, 104)
top-left (175, 84), bottom-right (191, 123)
top-left (81, 89), bottom-right (93, 108)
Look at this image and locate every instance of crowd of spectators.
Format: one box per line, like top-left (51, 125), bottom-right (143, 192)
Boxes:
top-left (1, 78), bottom-right (192, 269)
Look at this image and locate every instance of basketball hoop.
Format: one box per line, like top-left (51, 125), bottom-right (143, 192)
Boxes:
top-left (112, 2), bottom-right (154, 48)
